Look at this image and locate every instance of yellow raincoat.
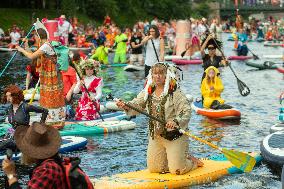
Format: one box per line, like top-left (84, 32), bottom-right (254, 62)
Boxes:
top-left (201, 66), bottom-right (225, 109)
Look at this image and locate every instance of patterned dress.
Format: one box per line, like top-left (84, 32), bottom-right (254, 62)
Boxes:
top-left (39, 53), bottom-right (65, 124)
top-left (75, 77), bottom-right (102, 120)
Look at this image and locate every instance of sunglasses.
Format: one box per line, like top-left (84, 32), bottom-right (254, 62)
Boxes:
top-left (208, 47), bottom-right (216, 50)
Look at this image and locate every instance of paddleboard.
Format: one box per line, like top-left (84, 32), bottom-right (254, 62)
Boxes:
top-left (101, 64), bottom-right (128, 69)
top-left (260, 131), bottom-right (284, 173)
top-left (0, 47), bottom-right (17, 52)
top-left (228, 56), bottom-right (253, 61)
top-left (123, 64), bottom-right (144, 72)
top-left (245, 61), bottom-right (277, 69)
top-left (277, 67), bottom-right (284, 74)
top-left (270, 123), bottom-right (284, 133)
top-left (172, 59), bottom-right (202, 65)
top-left (60, 120), bottom-right (136, 136)
top-left (93, 153), bottom-right (262, 189)
top-left (263, 55), bottom-right (282, 59)
top-left (164, 55), bottom-right (191, 61)
top-left (191, 99), bottom-right (241, 120)
top-left (0, 136), bottom-right (87, 161)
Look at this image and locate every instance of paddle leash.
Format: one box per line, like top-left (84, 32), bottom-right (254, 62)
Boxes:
top-left (0, 25), bottom-right (35, 78)
top-left (112, 95), bottom-right (256, 172)
top-left (71, 61), bottom-right (104, 121)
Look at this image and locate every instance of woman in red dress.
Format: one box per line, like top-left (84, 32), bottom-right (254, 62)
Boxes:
top-left (73, 59), bottom-right (103, 120)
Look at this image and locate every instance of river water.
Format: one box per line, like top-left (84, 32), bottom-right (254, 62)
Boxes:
top-left (0, 33), bottom-right (283, 188)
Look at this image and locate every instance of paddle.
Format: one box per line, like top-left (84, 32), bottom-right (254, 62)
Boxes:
top-left (181, 47), bottom-right (189, 58)
top-left (113, 95), bottom-right (256, 172)
top-left (210, 36), bottom-right (250, 96)
top-left (0, 25), bottom-right (35, 78)
top-left (29, 79), bottom-right (40, 105)
top-left (71, 61), bottom-right (104, 121)
top-left (247, 48), bottom-right (259, 60)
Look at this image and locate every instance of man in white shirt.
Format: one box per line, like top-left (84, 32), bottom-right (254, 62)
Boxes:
top-left (8, 26), bottom-right (21, 49)
top-left (58, 15), bottom-right (73, 45)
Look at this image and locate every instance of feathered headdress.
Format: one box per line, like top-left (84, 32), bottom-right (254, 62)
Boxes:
top-left (143, 62), bottom-right (180, 100)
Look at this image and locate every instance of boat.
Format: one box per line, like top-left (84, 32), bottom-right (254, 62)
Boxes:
top-left (93, 152), bottom-right (262, 189)
top-left (256, 37), bottom-right (265, 42)
top-left (191, 99), bottom-right (241, 120)
top-left (260, 131), bottom-right (284, 175)
top-left (245, 61), bottom-right (278, 70)
top-left (228, 56), bottom-right (253, 61)
top-left (270, 123), bottom-right (284, 133)
top-left (172, 59), bottom-right (202, 65)
top-left (0, 136), bottom-right (87, 161)
top-left (60, 120), bottom-right (136, 136)
top-left (123, 64), bottom-right (144, 72)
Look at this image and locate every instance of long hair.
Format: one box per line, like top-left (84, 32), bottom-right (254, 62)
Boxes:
top-left (148, 25), bottom-right (160, 38)
top-left (2, 85), bottom-right (24, 104)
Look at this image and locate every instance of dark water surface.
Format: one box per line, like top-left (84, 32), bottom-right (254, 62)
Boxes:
top-left (0, 33), bottom-right (283, 188)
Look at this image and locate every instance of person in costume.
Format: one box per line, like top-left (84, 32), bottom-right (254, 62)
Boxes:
top-left (90, 40), bottom-right (109, 65)
top-left (16, 21), bottom-right (66, 126)
top-left (73, 59), bottom-right (103, 121)
top-left (116, 63), bottom-right (203, 175)
top-left (113, 27), bottom-right (128, 64)
top-left (1, 85), bottom-right (48, 151)
top-left (200, 34), bottom-right (227, 81)
top-left (141, 25), bottom-right (165, 77)
top-left (201, 66), bottom-right (232, 109)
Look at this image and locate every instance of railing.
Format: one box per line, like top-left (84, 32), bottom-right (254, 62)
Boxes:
top-left (219, 1), bottom-right (284, 10)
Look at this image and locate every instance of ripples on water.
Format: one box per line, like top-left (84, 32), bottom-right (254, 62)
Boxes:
top-left (0, 33), bottom-right (283, 188)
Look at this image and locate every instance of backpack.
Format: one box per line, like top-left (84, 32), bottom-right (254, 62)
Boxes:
top-left (61, 157), bottom-right (94, 189)
top-left (49, 41), bottom-right (69, 71)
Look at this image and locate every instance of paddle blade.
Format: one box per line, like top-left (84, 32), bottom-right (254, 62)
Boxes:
top-left (237, 78), bottom-right (250, 96)
top-left (222, 149), bottom-right (256, 172)
top-left (253, 54), bottom-right (259, 60)
top-left (181, 50), bottom-right (186, 57)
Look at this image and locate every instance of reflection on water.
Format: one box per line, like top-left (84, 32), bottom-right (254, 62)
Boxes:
top-left (0, 33), bottom-right (283, 188)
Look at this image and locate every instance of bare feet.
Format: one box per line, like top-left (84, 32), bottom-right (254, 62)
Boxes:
top-left (187, 155), bottom-right (204, 167)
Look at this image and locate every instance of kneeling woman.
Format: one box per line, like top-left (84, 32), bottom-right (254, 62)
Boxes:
top-left (73, 59), bottom-right (103, 120)
top-left (201, 66), bottom-right (231, 109)
top-left (116, 63), bottom-right (203, 175)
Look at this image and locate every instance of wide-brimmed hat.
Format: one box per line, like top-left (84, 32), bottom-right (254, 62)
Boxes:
top-left (14, 122), bottom-right (61, 159)
top-left (60, 15), bottom-right (66, 19)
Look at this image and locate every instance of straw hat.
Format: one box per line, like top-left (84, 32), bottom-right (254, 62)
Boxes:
top-left (14, 122), bottom-right (61, 159)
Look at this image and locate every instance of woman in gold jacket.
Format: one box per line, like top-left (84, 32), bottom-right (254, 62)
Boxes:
top-left (201, 66), bottom-right (225, 109)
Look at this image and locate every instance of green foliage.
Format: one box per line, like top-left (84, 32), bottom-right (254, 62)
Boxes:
top-left (0, 0), bottom-right (212, 30)
top-left (61, 0), bottom-right (77, 18)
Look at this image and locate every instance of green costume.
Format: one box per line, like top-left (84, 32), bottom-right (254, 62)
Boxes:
top-left (114, 33), bottom-right (128, 63)
top-left (91, 46), bottom-right (109, 64)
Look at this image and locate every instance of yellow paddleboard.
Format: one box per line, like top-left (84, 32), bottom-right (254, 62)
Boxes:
top-left (92, 153), bottom-right (262, 189)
